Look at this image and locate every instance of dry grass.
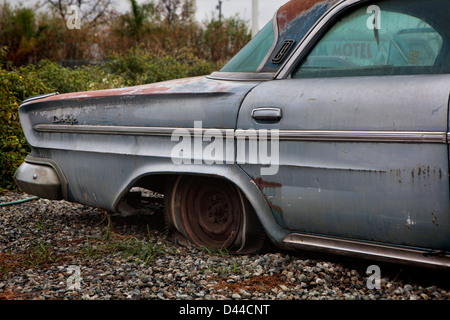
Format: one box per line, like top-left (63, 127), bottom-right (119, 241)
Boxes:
top-left (208, 273), bottom-right (287, 295)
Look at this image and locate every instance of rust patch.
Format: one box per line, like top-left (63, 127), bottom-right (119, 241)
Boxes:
top-left (253, 177), bottom-right (282, 190)
top-left (431, 212), bottom-right (439, 227)
top-left (21, 76), bottom-right (240, 105)
top-left (265, 196), bottom-right (283, 214)
top-left (253, 177), bottom-right (282, 213)
top-left (37, 77), bottom-right (202, 101)
top-left (277, 0), bottom-right (333, 32)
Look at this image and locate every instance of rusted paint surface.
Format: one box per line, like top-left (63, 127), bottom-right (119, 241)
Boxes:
top-left (264, 197), bottom-right (283, 214)
top-left (277, 0), bottom-right (333, 32)
top-left (262, 0), bottom-right (339, 72)
top-left (431, 212), bottom-right (439, 227)
top-left (253, 177), bottom-right (282, 214)
top-left (253, 177), bottom-right (282, 190)
top-left (21, 76), bottom-right (244, 105)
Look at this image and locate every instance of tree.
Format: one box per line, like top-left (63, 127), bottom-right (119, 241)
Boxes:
top-left (158, 0), bottom-right (180, 25)
top-left (180, 0), bottom-right (196, 23)
top-left (158, 0), bottom-right (195, 25)
top-left (120, 0), bottom-right (157, 44)
top-left (0, 3), bottom-right (43, 65)
top-left (202, 16), bottom-right (251, 62)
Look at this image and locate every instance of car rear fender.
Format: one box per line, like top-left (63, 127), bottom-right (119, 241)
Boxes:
top-left (113, 161), bottom-right (289, 246)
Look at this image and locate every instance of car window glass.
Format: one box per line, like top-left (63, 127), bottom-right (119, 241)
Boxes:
top-left (220, 21), bottom-right (274, 73)
top-left (293, 0), bottom-right (448, 78)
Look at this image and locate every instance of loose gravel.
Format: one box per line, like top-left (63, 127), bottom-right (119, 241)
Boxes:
top-left (1, 191), bottom-right (449, 301)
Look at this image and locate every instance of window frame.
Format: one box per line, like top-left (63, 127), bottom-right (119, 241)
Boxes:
top-left (219, 18), bottom-right (278, 73)
top-left (276, 0), bottom-right (449, 79)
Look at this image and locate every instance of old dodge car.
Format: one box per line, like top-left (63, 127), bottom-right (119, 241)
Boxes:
top-left (14, 0), bottom-right (450, 268)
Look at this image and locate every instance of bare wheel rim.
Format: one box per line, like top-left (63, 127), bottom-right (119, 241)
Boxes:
top-left (180, 178), bottom-right (242, 249)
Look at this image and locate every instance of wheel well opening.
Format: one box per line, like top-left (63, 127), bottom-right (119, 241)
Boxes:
top-left (115, 174), bottom-right (169, 217)
top-left (115, 173), bottom-right (268, 253)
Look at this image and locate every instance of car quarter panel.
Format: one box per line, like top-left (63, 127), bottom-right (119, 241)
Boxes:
top-left (17, 77), bottom-right (262, 208)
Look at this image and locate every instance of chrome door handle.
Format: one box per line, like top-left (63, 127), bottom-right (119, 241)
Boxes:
top-left (251, 107), bottom-right (282, 121)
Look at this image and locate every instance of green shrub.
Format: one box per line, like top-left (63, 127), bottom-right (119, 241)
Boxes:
top-left (105, 47), bottom-right (219, 86)
top-left (0, 51), bottom-right (49, 191)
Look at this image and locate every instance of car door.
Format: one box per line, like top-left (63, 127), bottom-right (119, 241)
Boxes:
top-left (237, 0), bottom-right (450, 251)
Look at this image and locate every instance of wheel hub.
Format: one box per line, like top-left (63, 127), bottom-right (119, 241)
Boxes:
top-left (181, 178), bottom-right (242, 248)
top-left (197, 190), bottom-right (235, 237)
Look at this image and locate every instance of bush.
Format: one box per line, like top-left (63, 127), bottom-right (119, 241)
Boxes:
top-left (105, 47), bottom-right (219, 86)
top-left (0, 48), bottom-right (49, 191)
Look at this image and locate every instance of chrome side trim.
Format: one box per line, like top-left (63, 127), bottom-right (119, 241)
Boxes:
top-left (256, 11), bottom-right (280, 72)
top-left (278, 130), bottom-right (447, 143)
top-left (206, 72), bottom-right (275, 81)
top-left (34, 124), bottom-right (449, 144)
top-left (283, 233), bottom-right (450, 268)
top-left (22, 92), bottom-right (60, 105)
top-left (33, 124), bottom-right (227, 137)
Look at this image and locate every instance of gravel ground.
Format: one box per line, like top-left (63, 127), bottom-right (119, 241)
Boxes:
top-left (1, 191), bottom-right (449, 302)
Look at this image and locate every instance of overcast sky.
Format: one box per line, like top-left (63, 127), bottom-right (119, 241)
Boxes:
top-left (115, 0), bottom-right (289, 28)
top-left (191, 0), bottom-right (288, 28)
top-left (23, 0), bottom-right (289, 31)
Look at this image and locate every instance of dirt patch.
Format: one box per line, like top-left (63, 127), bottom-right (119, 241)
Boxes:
top-left (208, 273), bottom-right (287, 294)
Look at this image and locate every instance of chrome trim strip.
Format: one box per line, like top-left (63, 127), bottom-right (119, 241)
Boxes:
top-left (33, 124), bottom-right (228, 137)
top-left (283, 233), bottom-right (450, 268)
top-left (206, 72), bottom-right (275, 81)
top-left (278, 130), bottom-right (447, 143)
top-left (22, 92), bottom-right (60, 105)
top-left (34, 124), bottom-right (448, 144)
top-left (256, 11), bottom-right (280, 72)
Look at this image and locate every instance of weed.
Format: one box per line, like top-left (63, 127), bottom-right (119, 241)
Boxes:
top-left (27, 241), bottom-right (59, 266)
top-left (80, 223), bottom-right (174, 264)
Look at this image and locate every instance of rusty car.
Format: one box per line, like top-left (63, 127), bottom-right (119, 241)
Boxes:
top-left (14, 0), bottom-right (450, 268)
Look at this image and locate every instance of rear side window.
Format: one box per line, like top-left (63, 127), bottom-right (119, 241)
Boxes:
top-left (293, 0), bottom-right (449, 78)
top-left (220, 21), bottom-right (275, 73)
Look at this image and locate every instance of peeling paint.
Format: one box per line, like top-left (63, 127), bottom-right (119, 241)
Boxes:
top-left (405, 213), bottom-right (416, 230)
top-left (253, 177), bottom-right (282, 190)
top-left (266, 198), bottom-right (282, 214)
top-left (21, 76), bottom-right (245, 105)
top-left (277, 0), bottom-right (335, 32)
